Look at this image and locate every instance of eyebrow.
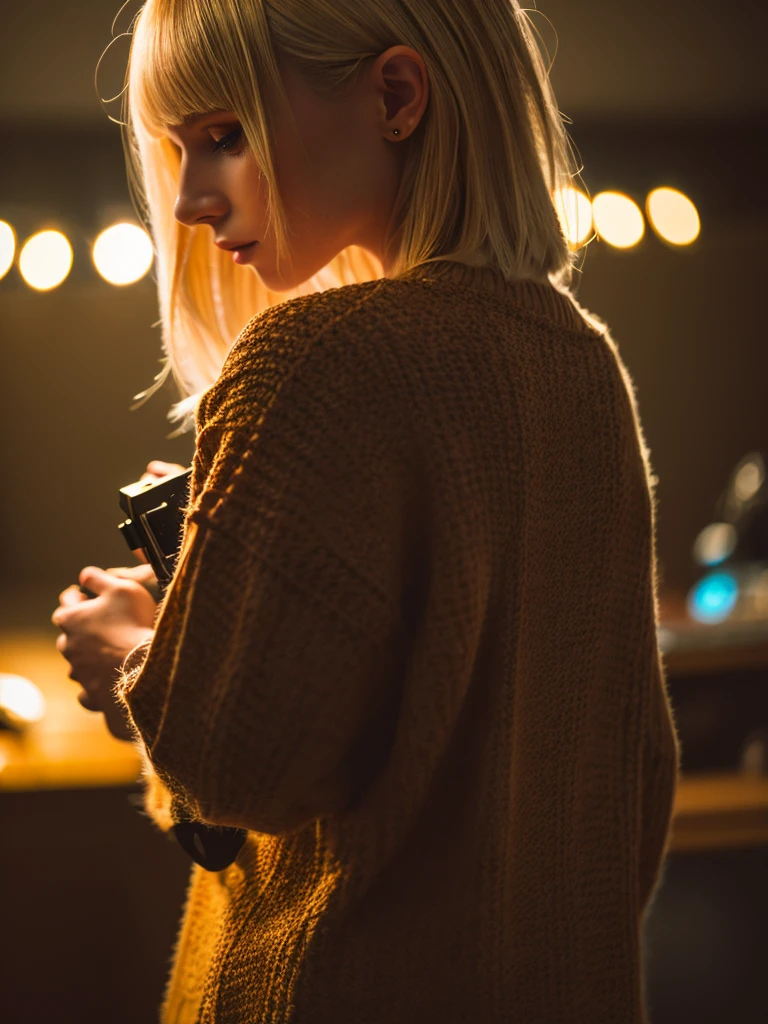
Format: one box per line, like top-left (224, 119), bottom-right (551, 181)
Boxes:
top-left (181, 113), bottom-right (210, 126)
top-left (166, 111), bottom-right (235, 140)
top-left (179, 111), bottom-right (232, 127)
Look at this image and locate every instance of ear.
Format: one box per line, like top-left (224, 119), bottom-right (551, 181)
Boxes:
top-left (372, 46), bottom-right (430, 140)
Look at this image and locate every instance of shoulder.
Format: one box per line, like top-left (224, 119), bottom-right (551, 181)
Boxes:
top-left (190, 277), bottom-right (421, 492)
top-left (196, 277), bottom-right (418, 433)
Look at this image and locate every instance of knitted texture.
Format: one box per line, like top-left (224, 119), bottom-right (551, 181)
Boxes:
top-left (117, 259), bottom-right (681, 1024)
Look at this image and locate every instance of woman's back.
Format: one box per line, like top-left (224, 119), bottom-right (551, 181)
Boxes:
top-left (123, 259), bottom-right (680, 1023)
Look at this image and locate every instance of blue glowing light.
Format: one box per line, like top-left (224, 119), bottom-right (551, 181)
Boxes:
top-left (687, 571), bottom-right (739, 624)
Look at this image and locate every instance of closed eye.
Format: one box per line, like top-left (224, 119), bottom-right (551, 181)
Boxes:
top-left (213, 127), bottom-right (245, 153)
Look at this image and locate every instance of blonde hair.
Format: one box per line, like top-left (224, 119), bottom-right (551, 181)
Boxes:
top-left (110, 0), bottom-right (584, 430)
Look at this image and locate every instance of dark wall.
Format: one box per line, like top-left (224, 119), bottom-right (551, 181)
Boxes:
top-left (1, 117), bottom-right (766, 625)
top-left (573, 217), bottom-right (767, 597)
top-left (0, 277), bottom-right (193, 624)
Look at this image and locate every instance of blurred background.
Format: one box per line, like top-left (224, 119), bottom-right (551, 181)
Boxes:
top-left (1, 1), bottom-right (767, 1021)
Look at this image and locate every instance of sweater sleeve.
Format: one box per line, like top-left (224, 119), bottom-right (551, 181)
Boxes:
top-left (117, 331), bottom-right (411, 837)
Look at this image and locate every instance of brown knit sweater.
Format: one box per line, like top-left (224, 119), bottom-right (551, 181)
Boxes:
top-left (117, 258), bottom-right (681, 1024)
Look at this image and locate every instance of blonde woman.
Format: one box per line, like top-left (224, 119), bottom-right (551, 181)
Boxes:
top-left (52, 1), bottom-right (681, 1021)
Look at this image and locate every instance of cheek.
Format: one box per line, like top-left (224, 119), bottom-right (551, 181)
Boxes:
top-left (271, 128), bottom-right (318, 216)
top-left (228, 153), bottom-right (268, 212)
top-left (272, 103), bottom-right (354, 217)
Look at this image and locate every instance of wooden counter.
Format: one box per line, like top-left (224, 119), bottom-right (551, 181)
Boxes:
top-left (0, 630), bottom-right (141, 789)
top-left (2, 625), bottom-right (768, 854)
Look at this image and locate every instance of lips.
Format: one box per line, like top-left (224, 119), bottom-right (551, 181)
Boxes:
top-left (230, 242), bottom-right (258, 264)
top-left (215, 240), bottom-right (258, 251)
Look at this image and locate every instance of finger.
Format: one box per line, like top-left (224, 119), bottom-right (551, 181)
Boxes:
top-left (132, 563), bottom-right (157, 583)
top-left (147, 460), bottom-right (182, 476)
top-left (78, 565), bottom-right (117, 596)
top-left (57, 584), bottom-right (85, 605)
top-left (52, 605), bottom-right (73, 628)
top-left (55, 632), bottom-right (68, 653)
top-left (106, 566), bottom-right (154, 587)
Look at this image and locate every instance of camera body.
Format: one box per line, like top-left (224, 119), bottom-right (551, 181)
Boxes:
top-left (117, 467), bottom-right (192, 597)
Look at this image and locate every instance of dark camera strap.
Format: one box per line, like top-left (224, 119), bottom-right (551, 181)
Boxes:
top-left (170, 820), bottom-right (248, 872)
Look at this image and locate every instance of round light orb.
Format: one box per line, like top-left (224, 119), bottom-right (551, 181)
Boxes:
top-left (591, 191), bottom-right (645, 249)
top-left (92, 222), bottom-right (154, 285)
top-left (18, 230), bottom-right (73, 291)
top-left (693, 522), bottom-right (737, 567)
top-left (734, 458), bottom-right (764, 503)
top-left (687, 571), bottom-right (739, 624)
top-left (553, 187), bottom-right (593, 247)
top-left (0, 221), bottom-right (16, 280)
top-left (646, 187), bottom-right (700, 246)
top-left (0, 673), bottom-right (47, 725)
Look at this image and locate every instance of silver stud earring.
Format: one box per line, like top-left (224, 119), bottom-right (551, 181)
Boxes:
top-left (392, 129), bottom-right (400, 136)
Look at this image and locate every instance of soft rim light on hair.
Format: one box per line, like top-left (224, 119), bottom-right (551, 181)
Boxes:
top-left (19, 230), bottom-right (74, 291)
top-left (0, 221), bottom-right (16, 280)
top-left (92, 222), bottom-right (155, 285)
top-left (646, 187), bottom-right (700, 246)
top-left (592, 191), bottom-right (645, 249)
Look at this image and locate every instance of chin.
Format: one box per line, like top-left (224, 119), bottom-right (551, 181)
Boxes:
top-left (254, 260), bottom-right (329, 295)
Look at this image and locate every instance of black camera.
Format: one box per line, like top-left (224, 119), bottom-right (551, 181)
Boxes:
top-left (117, 466), bottom-right (192, 598)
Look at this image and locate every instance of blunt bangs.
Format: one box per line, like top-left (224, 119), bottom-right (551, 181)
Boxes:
top-left (129, 1), bottom-right (251, 138)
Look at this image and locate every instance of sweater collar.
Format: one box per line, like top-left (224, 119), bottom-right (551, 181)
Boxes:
top-left (394, 259), bottom-right (592, 334)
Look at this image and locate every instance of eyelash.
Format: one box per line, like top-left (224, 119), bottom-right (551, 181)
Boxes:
top-left (213, 127), bottom-right (244, 153)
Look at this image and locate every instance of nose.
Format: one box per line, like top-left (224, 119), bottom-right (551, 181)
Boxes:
top-left (173, 166), bottom-right (228, 228)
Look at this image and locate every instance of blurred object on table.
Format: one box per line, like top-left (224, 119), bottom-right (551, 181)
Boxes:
top-left (686, 450), bottom-right (768, 625)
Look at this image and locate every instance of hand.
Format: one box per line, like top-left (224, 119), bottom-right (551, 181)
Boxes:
top-left (106, 562), bottom-right (159, 591)
top-left (52, 566), bottom-right (158, 742)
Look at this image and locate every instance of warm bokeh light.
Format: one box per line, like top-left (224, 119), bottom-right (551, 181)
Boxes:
top-left (0, 673), bottom-right (47, 726)
top-left (734, 457), bottom-right (764, 503)
top-left (646, 187), bottom-right (700, 246)
top-left (92, 222), bottom-right (154, 285)
top-left (693, 522), bottom-right (737, 567)
top-left (18, 229), bottom-right (73, 290)
top-left (591, 191), bottom-right (645, 249)
top-left (0, 221), bottom-right (16, 280)
top-left (553, 187), bottom-right (593, 247)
